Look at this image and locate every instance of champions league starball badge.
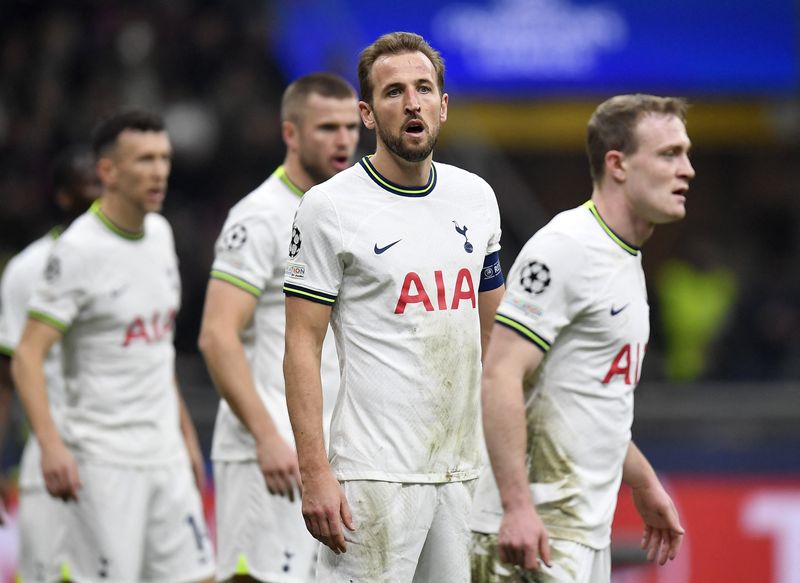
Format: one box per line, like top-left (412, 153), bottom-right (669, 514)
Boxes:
top-left (289, 225), bottom-right (302, 258)
top-left (222, 223), bottom-right (248, 250)
top-left (44, 255), bottom-right (61, 282)
top-left (520, 261), bottom-right (550, 294)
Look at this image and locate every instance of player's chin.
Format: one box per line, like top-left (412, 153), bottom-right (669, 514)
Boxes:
top-left (145, 200), bottom-right (164, 213)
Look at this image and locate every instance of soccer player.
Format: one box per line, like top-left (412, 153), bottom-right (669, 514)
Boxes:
top-left (0, 146), bottom-right (99, 581)
top-left (198, 72), bottom-right (360, 583)
top-left (470, 95), bottom-right (693, 583)
top-left (11, 111), bottom-right (214, 583)
top-left (283, 32), bottom-right (505, 582)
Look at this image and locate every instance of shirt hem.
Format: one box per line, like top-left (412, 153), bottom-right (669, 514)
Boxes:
top-left (334, 469), bottom-right (480, 483)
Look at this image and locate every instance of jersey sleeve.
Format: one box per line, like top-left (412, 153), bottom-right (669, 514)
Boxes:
top-left (27, 239), bottom-right (92, 333)
top-left (283, 188), bottom-right (342, 306)
top-left (496, 231), bottom-right (587, 352)
top-left (0, 257), bottom-right (31, 354)
top-left (485, 181), bottom-right (502, 255)
top-left (210, 213), bottom-right (277, 298)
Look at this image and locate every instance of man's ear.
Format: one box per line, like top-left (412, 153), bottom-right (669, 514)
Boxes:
top-left (605, 150), bottom-right (626, 183)
top-left (96, 157), bottom-right (115, 186)
top-left (359, 101), bottom-right (375, 130)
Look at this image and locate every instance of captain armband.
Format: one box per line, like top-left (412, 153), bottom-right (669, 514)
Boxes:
top-left (479, 251), bottom-right (504, 292)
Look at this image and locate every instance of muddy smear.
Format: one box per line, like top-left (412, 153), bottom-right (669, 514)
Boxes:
top-left (420, 313), bottom-right (481, 474)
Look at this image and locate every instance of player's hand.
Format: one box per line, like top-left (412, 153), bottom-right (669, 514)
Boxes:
top-left (40, 439), bottom-right (81, 502)
top-left (257, 434), bottom-right (302, 502)
top-left (498, 502), bottom-right (552, 571)
top-left (631, 481), bottom-right (684, 565)
top-left (300, 468), bottom-right (354, 554)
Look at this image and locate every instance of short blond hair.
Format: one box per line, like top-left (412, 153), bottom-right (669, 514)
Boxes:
top-left (281, 72), bottom-right (357, 124)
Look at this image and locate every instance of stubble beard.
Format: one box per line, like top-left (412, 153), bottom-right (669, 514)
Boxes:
top-left (377, 119), bottom-right (439, 163)
top-left (299, 151), bottom-right (336, 185)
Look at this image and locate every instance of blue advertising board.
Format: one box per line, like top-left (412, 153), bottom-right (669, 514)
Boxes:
top-left (271, 0), bottom-right (797, 97)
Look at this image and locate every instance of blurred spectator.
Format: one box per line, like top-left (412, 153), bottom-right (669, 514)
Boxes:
top-left (655, 234), bottom-right (739, 381)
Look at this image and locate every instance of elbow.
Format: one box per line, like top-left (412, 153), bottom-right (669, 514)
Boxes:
top-left (197, 324), bottom-right (218, 357)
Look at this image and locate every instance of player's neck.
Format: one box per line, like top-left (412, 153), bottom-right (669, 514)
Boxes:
top-left (369, 146), bottom-right (432, 188)
top-left (591, 189), bottom-right (654, 247)
top-left (99, 193), bottom-right (146, 234)
top-left (281, 157), bottom-right (313, 194)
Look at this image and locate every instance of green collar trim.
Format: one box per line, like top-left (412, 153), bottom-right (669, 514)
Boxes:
top-left (359, 156), bottom-right (436, 197)
top-left (583, 200), bottom-right (639, 256)
top-left (48, 225), bottom-right (64, 240)
top-left (275, 166), bottom-right (304, 198)
top-left (90, 200), bottom-right (145, 241)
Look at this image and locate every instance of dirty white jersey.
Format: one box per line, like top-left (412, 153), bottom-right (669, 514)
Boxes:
top-left (210, 166), bottom-right (340, 461)
top-left (0, 229), bottom-right (65, 489)
top-left (27, 202), bottom-right (186, 466)
top-left (284, 157), bottom-right (502, 483)
top-left (470, 201), bottom-right (650, 549)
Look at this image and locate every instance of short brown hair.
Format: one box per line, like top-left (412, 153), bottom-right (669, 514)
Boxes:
top-left (587, 94), bottom-right (689, 184)
top-left (357, 31), bottom-right (445, 105)
top-left (281, 72), bottom-right (357, 124)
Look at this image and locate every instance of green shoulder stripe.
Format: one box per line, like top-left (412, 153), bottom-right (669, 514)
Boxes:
top-left (495, 314), bottom-right (550, 352)
top-left (210, 270), bottom-right (261, 297)
top-left (28, 310), bottom-right (68, 333)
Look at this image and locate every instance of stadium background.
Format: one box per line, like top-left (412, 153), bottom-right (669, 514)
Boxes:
top-left (0, 1), bottom-right (798, 581)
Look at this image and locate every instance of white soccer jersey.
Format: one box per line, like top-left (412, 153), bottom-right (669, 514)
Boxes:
top-left (0, 230), bottom-right (66, 489)
top-left (284, 156), bottom-right (502, 483)
top-left (27, 202), bottom-right (186, 466)
top-left (210, 166), bottom-right (340, 461)
top-left (470, 200), bottom-right (649, 549)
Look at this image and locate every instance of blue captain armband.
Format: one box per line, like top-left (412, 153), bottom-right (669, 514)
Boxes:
top-left (479, 251), bottom-right (504, 292)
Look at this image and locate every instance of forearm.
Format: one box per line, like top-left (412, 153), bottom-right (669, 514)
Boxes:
top-left (622, 441), bottom-right (659, 489)
top-left (176, 384), bottom-right (201, 452)
top-left (483, 369), bottom-right (533, 510)
top-left (200, 330), bottom-right (281, 444)
top-left (284, 342), bottom-right (327, 475)
top-left (11, 349), bottom-right (61, 449)
top-left (0, 357), bottom-right (12, 460)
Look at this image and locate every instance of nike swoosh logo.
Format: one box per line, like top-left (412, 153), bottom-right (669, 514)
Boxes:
top-left (610, 304), bottom-right (629, 316)
top-left (374, 239), bottom-right (402, 254)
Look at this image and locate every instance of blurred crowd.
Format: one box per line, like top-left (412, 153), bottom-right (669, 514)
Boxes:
top-left (2, 0), bottom-right (800, 383)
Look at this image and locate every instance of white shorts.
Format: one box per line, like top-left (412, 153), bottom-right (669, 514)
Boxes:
top-left (214, 460), bottom-right (317, 583)
top-left (57, 460), bottom-right (215, 583)
top-left (317, 480), bottom-right (475, 583)
top-left (471, 532), bottom-right (611, 583)
top-left (18, 487), bottom-right (67, 582)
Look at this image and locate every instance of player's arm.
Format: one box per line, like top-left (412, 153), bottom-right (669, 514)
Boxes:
top-left (284, 296), bottom-right (353, 554)
top-left (477, 250), bottom-right (505, 362)
top-left (478, 286), bottom-right (504, 362)
top-left (482, 324), bottom-right (551, 571)
top-left (175, 380), bottom-right (206, 493)
top-left (623, 441), bottom-right (684, 565)
top-left (198, 279), bottom-right (301, 500)
top-left (11, 318), bottom-right (81, 501)
top-left (0, 354), bottom-right (12, 523)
